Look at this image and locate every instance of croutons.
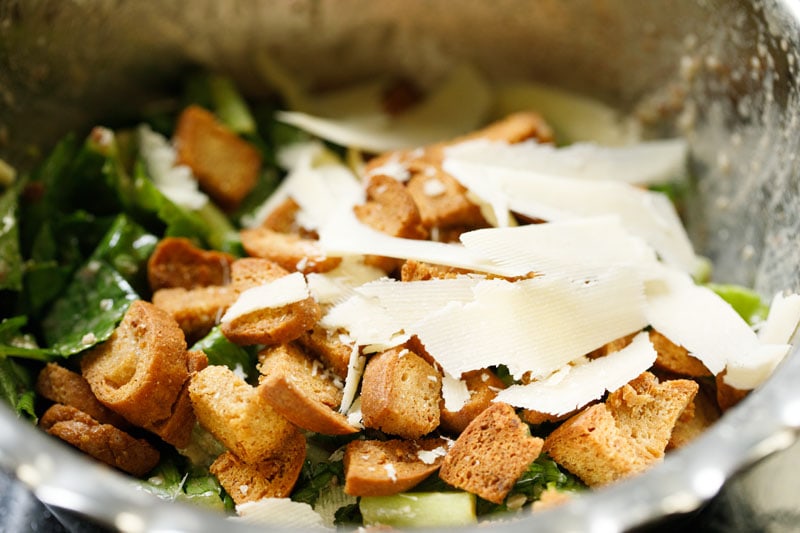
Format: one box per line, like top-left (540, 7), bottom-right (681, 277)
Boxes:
top-left (354, 174), bottom-right (428, 241)
top-left (174, 105), bottom-right (261, 211)
top-left (716, 370), bottom-right (750, 412)
top-left (258, 343), bottom-right (357, 435)
top-left (544, 372), bottom-right (698, 487)
top-left (440, 369), bottom-right (506, 435)
top-left (220, 294), bottom-right (321, 347)
top-left (209, 429), bottom-right (306, 505)
top-left (152, 285), bottom-right (236, 341)
top-left (439, 402), bottom-right (544, 504)
top-left (81, 300), bottom-right (190, 432)
top-left (668, 385), bottom-right (720, 450)
top-left (35, 362), bottom-right (129, 428)
top-left (343, 438), bottom-right (448, 496)
top-left (361, 347), bottom-right (442, 439)
top-left (240, 227), bottom-right (341, 273)
top-left (230, 257), bottom-right (292, 290)
top-left (40, 404), bottom-right (160, 477)
top-left (296, 326), bottom-right (353, 379)
top-left (188, 365), bottom-right (299, 464)
top-left (649, 329), bottom-right (711, 377)
top-left (147, 237), bottom-right (234, 291)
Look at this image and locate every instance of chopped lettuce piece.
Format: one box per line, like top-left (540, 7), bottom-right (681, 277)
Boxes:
top-left (360, 492), bottom-right (477, 527)
top-left (0, 356), bottom-right (36, 420)
top-left (191, 326), bottom-right (258, 383)
top-left (89, 214), bottom-right (158, 296)
top-left (0, 187), bottom-right (23, 291)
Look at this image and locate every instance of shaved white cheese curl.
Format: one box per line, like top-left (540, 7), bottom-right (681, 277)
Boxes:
top-left (276, 64), bottom-right (492, 152)
top-left (414, 272), bottom-right (647, 380)
top-left (445, 137), bottom-right (688, 186)
top-left (443, 158), bottom-right (699, 273)
top-left (495, 331), bottom-right (656, 415)
top-left (220, 272), bottom-right (309, 323)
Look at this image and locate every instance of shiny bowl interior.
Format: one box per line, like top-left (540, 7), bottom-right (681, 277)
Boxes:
top-left (2, 0), bottom-right (800, 531)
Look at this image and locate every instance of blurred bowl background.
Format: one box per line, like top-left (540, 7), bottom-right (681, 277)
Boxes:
top-left (2, 0), bottom-right (800, 531)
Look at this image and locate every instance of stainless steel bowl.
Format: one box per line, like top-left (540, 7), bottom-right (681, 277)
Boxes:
top-left (2, 1), bottom-right (800, 531)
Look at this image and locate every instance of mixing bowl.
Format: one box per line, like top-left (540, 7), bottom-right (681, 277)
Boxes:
top-left (2, 0), bottom-right (800, 531)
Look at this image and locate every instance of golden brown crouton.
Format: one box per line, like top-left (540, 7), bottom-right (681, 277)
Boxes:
top-left (240, 227), bottom-right (341, 274)
top-left (716, 370), bottom-right (750, 412)
top-left (543, 403), bottom-right (651, 487)
top-left (605, 372), bottom-right (699, 457)
top-left (220, 293), bottom-right (321, 347)
top-left (260, 197), bottom-right (302, 234)
top-left (258, 344), bottom-right (356, 435)
top-left (668, 385), bottom-right (720, 450)
top-left (296, 326), bottom-right (353, 379)
top-left (440, 369), bottom-right (506, 435)
top-left (81, 300), bottom-right (190, 432)
top-left (354, 174), bottom-right (428, 240)
top-left (361, 347), bottom-right (442, 439)
top-left (35, 362), bottom-right (129, 428)
top-left (210, 429), bottom-right (306, 505)
top-left (188, 365), bottom-right (299, 464)
top-left (586, 332), bottom-right (638, 359)
top-left (230, 257), bottom-right (290, 291)
top-left (439, 402), bottom-right (544, 504)
top-left (404, 168), bottom-right (488, 230)
top-left (40, 404), bottom-right (160, 477)
top-left (151, 285), bottom-right (237, 342)
top-left (400, 260), bottom-right (470, 282)
top-left (174, 105), bottom-right (261, 211)
top-left (649, 330), bottom-right (711, 377)
top-left (544, 372), bottom-right (698, 487)
top-left (343, 438), bottom-right (448, 496)
top-left (148, 351), bottom-right (209, 449)
top-left (147, 237), bottom-right (234, 291)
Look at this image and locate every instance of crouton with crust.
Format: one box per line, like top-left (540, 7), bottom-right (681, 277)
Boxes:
top-left (152, 285), bottom-right (237, 342)
top-left (343, 438), bottom-right (448, 496)
top-left (258, 343), bottom-right (357, 435)
top-left (649, 329), bottom-right (711, 377)
top-left (440, 369), bottom-right (507, 435)
top-left (668, 384), bottom-right (720, 450)
top-left (240, 226), bottom-right (341, 274)
top-left (36, 362), bottom-right (129, 428)
top-left (439, 402), bottom-right (544, 504)
top-left (361, 346), bottom-right (442, 439)
top-left (40, 404), bottom-right (160, 477)
top-left (716, 370), bottom-right (750, 412)
top-left (230, 257), bottom-right (290, 290)
top-left (81, 300), bottom-right (190, 432)
top-left (209, 429), bottom-right (306, 505)
top-left (174, 105), bottom-right (261, 211)
top-left (147, 237), bottom-right (234, 291)
top-left (189, 365), bottom-right (300, 464)
top-left (296, 326), bottom-right (353, 379)
top-left (544, 372), bottom-right (698, 487)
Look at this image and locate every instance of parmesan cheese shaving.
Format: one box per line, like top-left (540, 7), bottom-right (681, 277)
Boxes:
top-left (417, 446), bottom-right (448, 465)
top-left (444, 137), bottom-right (687, 186)
top-left (339, 337), bottom-right (365, 414)
top-left (234, 498), bottom-right (327, 529)
top-left (276, 64), bottom-right (492, 152)
top-left (459, 215), bottom-right (658, 278)
top-left (441, 373), bottom-right (471, 412)
top-left (442, 157), bottom-right (699, 273)
top-left (414, 272), bottom-right (648, 380)
top-left (758, 292), bottom-right (800, 344)
top-left (220, 272), bottom-right (309, 323)
top-left (494, 331), bottom-right (656, 414)
top-left (724, 344), bottom-right (791, 390)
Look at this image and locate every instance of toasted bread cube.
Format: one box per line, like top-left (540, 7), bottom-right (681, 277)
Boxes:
top-left (260, 197), bottom-right (302, 234)
top-left (605, 372), bottom-right (698, 456)
top-left (544, 372), bottom-right (698, 487)
top-left (354, 174), bottom-right (428, 240)
top-left (40, 404), bottom-right (160, 477)
top-left (240, 227), bottom-right (341, 274)
top-left (440, 369), bottom-right (506, 435)
top-left (147, 237), bottom-right (234, 291)
top-left (152, 285), bottom-right (237, 341)
top-left (440, 402), bottom-right (544, 504)
top-left (361, 347), bottom-right (442, 439)
top-left (81, 300), bottom-right (189, 431)
top-left (543, 403), bottom-right (650, 487)
top-left (149, 351), bottom-right (209, 449)
top-left (189, 365), bottom-right (299, 464)
top-left (649, 330), bottom-right (711, 377)
top-left (258, 344), bottom-right (356, 435)
top-left (296, 326), bottom-right (352, 379)
top-left (209, 430), bottom-right (306, 505)
top-left (400, 260), bottom-right (470, 282)
top-left (230, 257), bottom-right (290, 290)
top-left (586, 332), bottom-right (638, 359)
top-left (405, 168), bottom-right (488, 230)
top-left (209, 426), bottom-right (306, 505)
top-left (668, 384), bottom-right (720, 450)
top-left (36, 362), bottom-right (129, 428)
top-left (343, 438), bottom-right (448, 496)
top-left (220, 293), bottom-right (321, 347)
top-left (716, 370), bottom-right (750, 412)
top-left (174, 105), bottom-right (261, 211)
